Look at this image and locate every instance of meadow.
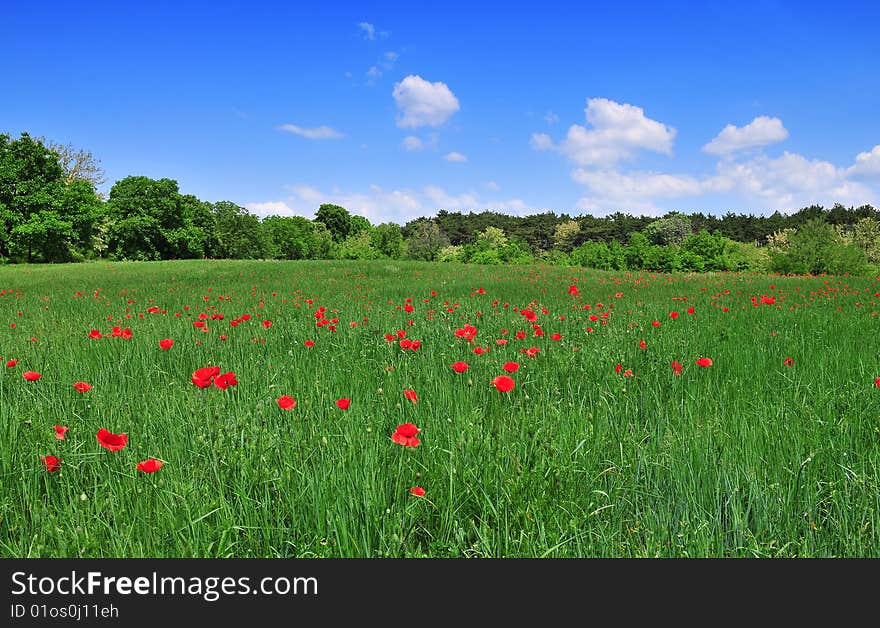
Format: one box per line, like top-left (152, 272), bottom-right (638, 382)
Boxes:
top-left (0, 259), bottom-right (878, 558)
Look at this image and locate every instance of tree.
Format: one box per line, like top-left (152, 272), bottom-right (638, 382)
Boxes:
top-left (106, 176), bottom-right (187, 260)
top-left (552, 220), bottom-right (580, 252)
top-left (853, 217), bottom-right (880, 264)
top-left (644, 212), bottom-right (692, 246)
top-left (371, 222), bottom-right (405, 258)
top-left (37, 137), bottom-right (106, 194)
top-left (404, 219), bottom-right (449, 261)
top-left (315, 203), bottom-right (352, 243)
top-left (262, 215), bottom-right (320, 260)
top-left (0, 133), bottom-right (101, 262)
top-left (213, 201), bottom-right (266, 259)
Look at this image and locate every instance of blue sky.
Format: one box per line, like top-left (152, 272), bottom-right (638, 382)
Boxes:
top-left (3, 1), bottom-right (879, 224)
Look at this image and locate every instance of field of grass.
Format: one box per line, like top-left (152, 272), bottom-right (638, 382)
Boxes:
top-left (1, 259), bottom-right (878, 557)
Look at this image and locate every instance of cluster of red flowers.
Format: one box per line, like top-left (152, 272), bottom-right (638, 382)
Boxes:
top-left (191, 366), bottom-right (238, 389)
top-left (42, 427), bottom-right (162, 474)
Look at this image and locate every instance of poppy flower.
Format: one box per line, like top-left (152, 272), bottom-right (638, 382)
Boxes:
top-left (568, 285), bottom-right (579, 296)
top-left (88, 329), bottom-right (102, 339)
top-left (277, 395), bottom-right (296, 410)
top-left (136, 458), bottom-right (164, 473)
top-left (651, 321), bottom-right (661, 328)
top-left (695, 357), bottom-right (713, 368)
top-left (615, 363), bottom-right (622, 373)
top-left (670, 311), bottom-right (679, 319)
top-left (671, 360), bottom-right (683, 376)
top-left (262, 320), bottom-right (273, 329)
top-left (551, 333), bottom-right (562, 341)
top-left (783, 357), bottom-right (795, 367)
top-left (451, 361), bottom-right (470, 373)
top-left (96, 428), bottom-right (128, 452)
top-left (502, 361), bottom-right (520, 373)
top-left (491, 375), bottom-right (515, 393)
top-left (73, 381), bottom-right (92, 393)
top-left (623, 369), bottom-right (634, 378)
top-left (403, 389), bottom-right (418, 403)
top-left (335, 398), bottom-right (351, 410)
top-left (410, 486), bottom-right (426, 497)
top-left (639, 340), bottom-right (647, 350)
top-left (875, 377), bottom-right (880, 387)
top-left (6, 358), bottom-right (17, 368)
top-left (191, 365), bottom-right (220, 388)
top-left (121, 328), bottom-right (132, 339)
top-left (214, 372), bottom-right (238, 390)
top-left (159, 338), bottom-right (174, 350)
top-left (42, 455), bottom-right (61, 472)
top-left (304, 340), bottom-right (315, 347)
top-left (53, 425), bottom-right (69, 440)
top-left (392, 423), bottom-right (420, 447)
top-left (23, 371), bottom-right (41, 381)
top-left (687, 307), bottom-right (695, 315)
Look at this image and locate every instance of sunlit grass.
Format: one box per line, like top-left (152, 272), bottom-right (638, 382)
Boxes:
top-left (0, 260), bottom-right (878, 557)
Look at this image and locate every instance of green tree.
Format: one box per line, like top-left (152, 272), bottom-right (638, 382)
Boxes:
top-left (553, 219), bottom-right (580, 252)
top-left (371, 222), bottom-right (405, 258)
top-left (644, 212), bottom-right (693, 246)
top-left (0, 133), bottom-right (101, 262)
top-left (213, 201), bottom-right (266, 259)
top-left (315, 203), bottom-right (352, 243)
top-left (262, 215), bottom-right (320, 260)
top-left (404, 219), bottom-right (449, 261)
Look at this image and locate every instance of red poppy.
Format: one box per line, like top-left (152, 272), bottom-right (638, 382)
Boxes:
top-left (88, 329), bottom-right (102, 339)
top-left (639, 339), bottom-right (647, 350)
top-left (304, 340), bottom-right (315, 347)
top-left (159, 338), bottom-right (174, 350)
top-left (53, 425), bottom-right (69, 440)
top-left (451, 361), bottom-right (470, 373)
top-left (695, 357), bottom-right (713, 367)
top-left (42, 455), bottom-right (61, 472)
top-left (403, 389), bottom-right (418, 403)
top-left (783, 357), bottom-right (795, 367)
top-left (651, 321), bottom-right (661, 327)
top-left (96, 428), bottom-right (128, 452)
top-left (615, 363), bottom-right (622, 373)
top-left (502, 361), bottom-right (520, 373)
top-left (623, 369), bottom-right (634, 378)
top-left (262, 320), bottom-right (273, 329)
top-left (492, 375), bottom-right (515, 392)
top-left (277, 395), bottom-right (296, 410)
top-left (568, 285), bottom-right (579, 296)
top-left (522, 347), bottom-right (541, 358)
top-left (671, 360), bottom-right (683, 376)
top-left (136, 458), bottom-right (164, 473)
top-left (669, 311), bottom-right (679, 319)
top-left (472, 346), bottom-right (487, 355)
top-left (687, 306), bottom-right (695, 315)
top-left (875, 377), bottom-right (880, 387)
top-left (214, 372), bottom-right (238, 390)
top-left (551, 333), bottom-right (562, 341)
top-left (392, 423), bottom-right (420, 447)
top-left (121, 328), bottom-right (132, 339)
top-left (191, 365), bottom-right (220, 388)
top-left (23, 371), bottom-right (41, 381)
top-left (6, 358), bottom-right (17, 368)
top-left (410, 486), bottom-right (426, 497)
top-left (73, 381), bottom-right (92, 393)
top-left (336, 398), bottom-right (351, 410)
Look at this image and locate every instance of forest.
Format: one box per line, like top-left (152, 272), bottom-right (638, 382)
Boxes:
top-left (2, 132), bottom-right (878, 274)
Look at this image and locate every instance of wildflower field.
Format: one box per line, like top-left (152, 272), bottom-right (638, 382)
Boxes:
top-left (1, 259), bottom-right (878, 558)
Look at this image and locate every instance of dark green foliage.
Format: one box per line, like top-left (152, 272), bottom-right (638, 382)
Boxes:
top-left (315, 203), bottom-right (353, 243)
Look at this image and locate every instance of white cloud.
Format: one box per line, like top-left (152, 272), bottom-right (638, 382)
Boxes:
top-left (544, 98), bottom-right (676, 167)
top-left (401, 136), bottom-right (424, 151)
top-left (705, 151), bottom-right (873, 210)
top-left (572, 169), bottom-right (702, 199)
top-left (392, 75), bottom-right (460, 128)
top-left (544, 111), bottom-right (559, 125)
top-left (530, 132), bottom-right (554, 151)
top-left (358, 22), bottom-right (375, 40)
top-left (245, 201), bottom-right (301, 217)
top-left (847, 145), bottom-right (880, 180)
top-left (444, 151), bottom-right (468, 162)
top-left (703, 116), bottom-right (789, 155)
top-left (278, 124), bottom-right (344, 140)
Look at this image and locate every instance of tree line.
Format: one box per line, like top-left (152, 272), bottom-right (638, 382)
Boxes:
top-left (2, 132), bottom-right (877, 274)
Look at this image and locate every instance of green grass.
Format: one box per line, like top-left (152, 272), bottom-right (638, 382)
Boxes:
top-left (1, 259), bottom-right (878, 557)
